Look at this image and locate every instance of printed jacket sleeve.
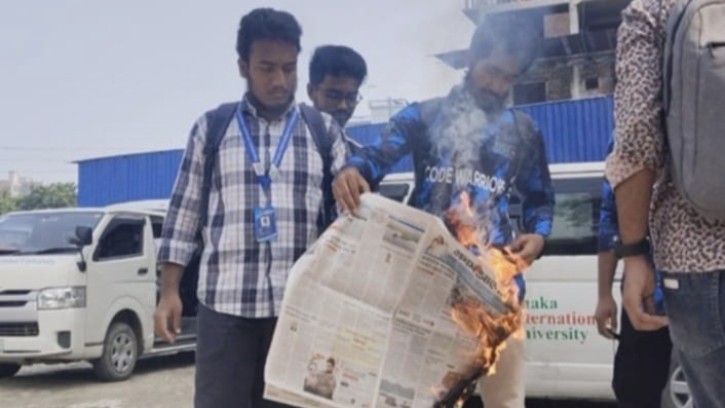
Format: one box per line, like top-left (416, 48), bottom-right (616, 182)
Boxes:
top-left (344, 103), bottom-right (424, 186)
top-left (515, 128), bottom-right (555, 237)
top-left (598, 141), bottom-right (619, 251)
top-left (598, 177), bottom-right (619, 252)
top-left (157, 115), bottom-right (207, 266)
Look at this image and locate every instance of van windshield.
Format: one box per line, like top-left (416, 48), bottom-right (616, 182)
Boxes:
top-left (0, 212), bottom-right (103, 255)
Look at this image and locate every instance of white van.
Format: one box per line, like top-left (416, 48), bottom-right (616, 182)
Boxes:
top-left (0, 202), bottom-right (197, 381)
top-left (376, 163), bottom-right (691, 408)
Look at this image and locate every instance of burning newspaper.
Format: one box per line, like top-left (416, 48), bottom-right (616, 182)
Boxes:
top-left (265, 193), bottom-right (525, 408)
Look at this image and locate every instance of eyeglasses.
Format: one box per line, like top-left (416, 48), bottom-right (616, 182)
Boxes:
top-left (323, 90), bottom-right (363, 106)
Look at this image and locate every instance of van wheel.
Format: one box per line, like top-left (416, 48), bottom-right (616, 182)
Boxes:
top-left (92, 322), bottom-right (138, 382)
top-left (662, 352), bottom-right (692, 408)
top-left (0, 363), bottom-right (21, 378)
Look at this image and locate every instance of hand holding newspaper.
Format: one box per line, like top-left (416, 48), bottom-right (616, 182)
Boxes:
top-left (265, 193), bottom-right (524, 408)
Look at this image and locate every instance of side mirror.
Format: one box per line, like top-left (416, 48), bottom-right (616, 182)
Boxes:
top-left (68, 226), bottom-right (93, 273)
top-left (68, 226), bottom-right (93, 248)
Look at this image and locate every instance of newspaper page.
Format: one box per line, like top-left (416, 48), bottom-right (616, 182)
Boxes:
top-left (265, 193), bottom-right (514, 408)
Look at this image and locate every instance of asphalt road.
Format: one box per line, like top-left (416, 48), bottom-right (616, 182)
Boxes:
top-left (0, 355), bottom-right (616, 408)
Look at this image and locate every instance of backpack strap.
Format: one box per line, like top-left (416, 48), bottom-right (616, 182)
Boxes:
top-left (180, 102), bottom-right (234, 309)
top-left (298, 103), bottom-right (336, 231)
top-left (200, 102), bottom-right (237, 228)
top-left (663, 0), bottom-right (692, 115)
top-left (661, 0), bottom-right (691, 156)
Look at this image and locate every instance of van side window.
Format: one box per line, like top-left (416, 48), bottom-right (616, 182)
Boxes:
top-left (542, 177), bottom-right (601, 256)
top-left (150, 216), bottom-right (164, 239)
top-left (379, 183), bottom-right (411, 203)
top-left (95, 216), bottom-right (145, 260)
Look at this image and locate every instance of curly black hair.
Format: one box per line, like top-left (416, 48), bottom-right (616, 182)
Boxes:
top-left (236, 8), bottom-right (302, 61)
top-left (309, 45), bottom-right (368, 85)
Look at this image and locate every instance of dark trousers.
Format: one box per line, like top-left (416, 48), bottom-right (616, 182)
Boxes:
top-left (194, 304), bottom-right (293, 408)
top-left (612, 306), bottom-right (672, 408)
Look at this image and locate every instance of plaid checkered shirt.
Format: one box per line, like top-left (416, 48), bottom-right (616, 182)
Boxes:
top-left (158, 97), bottom-right (348, 318)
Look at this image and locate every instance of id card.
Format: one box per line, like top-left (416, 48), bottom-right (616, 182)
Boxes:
top-left (254, 206), bottom-right (278, 242)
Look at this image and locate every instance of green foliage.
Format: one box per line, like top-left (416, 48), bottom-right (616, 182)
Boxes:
top-left (0, 189), bottom-right (16, 215)
top-left (14, 183), bottom-right (78, 211)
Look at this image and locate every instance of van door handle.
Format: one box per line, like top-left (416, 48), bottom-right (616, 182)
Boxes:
top-left (138, 268), bottom-right (149, 276)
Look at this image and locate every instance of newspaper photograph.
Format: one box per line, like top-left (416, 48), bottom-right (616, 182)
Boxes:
top-left (265, 193), bottom-right (523, 408)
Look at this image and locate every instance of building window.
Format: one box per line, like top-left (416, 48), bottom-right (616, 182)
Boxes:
top-left (513, 82), bottom-right (547, 105)
top-left (585, 77), bottom-right (600, 91)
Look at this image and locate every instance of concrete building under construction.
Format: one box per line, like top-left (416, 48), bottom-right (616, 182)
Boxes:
top-left (436, 0), bottom-right (629, 105)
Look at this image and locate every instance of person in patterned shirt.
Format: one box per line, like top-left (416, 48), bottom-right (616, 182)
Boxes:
top-left (606, 0), bottom-right (725, 406)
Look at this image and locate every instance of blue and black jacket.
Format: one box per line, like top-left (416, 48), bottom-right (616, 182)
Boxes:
top-left (345, 86), bottom-right (555, 298)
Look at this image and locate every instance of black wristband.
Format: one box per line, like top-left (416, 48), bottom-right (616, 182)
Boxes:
top-left (613, 237), bottom-right (650, 259)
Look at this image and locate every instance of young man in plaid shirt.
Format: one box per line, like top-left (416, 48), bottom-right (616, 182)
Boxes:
top-left (154, 8), bottom-right (348, 408)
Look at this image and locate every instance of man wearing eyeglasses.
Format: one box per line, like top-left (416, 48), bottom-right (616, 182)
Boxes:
top-left (307, 45), bottom-right (367, 128)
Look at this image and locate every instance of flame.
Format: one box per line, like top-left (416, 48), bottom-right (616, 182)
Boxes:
top-left (444, 191), bottom-right (526, 375)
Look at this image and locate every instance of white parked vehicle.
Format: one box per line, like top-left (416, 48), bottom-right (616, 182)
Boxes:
top-left (0, 165), bottom-right (692, 407)
top-left (377, 163), bottom-right (691, 408)
top-left (0, 201), bottom-right (197, 381)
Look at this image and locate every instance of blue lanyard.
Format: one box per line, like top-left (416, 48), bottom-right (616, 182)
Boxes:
top-left (235, 107), bottom-right (299, 191)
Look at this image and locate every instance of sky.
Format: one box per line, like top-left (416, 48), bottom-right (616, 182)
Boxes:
top-left (0, 1), bottom-right (474, 184)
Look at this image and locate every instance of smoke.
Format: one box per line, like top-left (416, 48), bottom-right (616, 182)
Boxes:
top-left (433, 85), bottom-right (490, 166)
top-left (425, 84), bottom-right (497, 246)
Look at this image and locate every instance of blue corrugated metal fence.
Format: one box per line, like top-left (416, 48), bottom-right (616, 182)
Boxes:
top-left (77, 96), bottom-right (613, 207)
top-left (520, 96), bottom-right (613, 164)
top-left (78, 150), bottom-right (183, 207)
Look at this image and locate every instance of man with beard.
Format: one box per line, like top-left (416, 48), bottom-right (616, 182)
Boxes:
top-left (154, 8), bottom-right (348, 408)
top-left (332, 15), bottom-right (554, 408)
top-left (308, 45), bottom-right (367, 128)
